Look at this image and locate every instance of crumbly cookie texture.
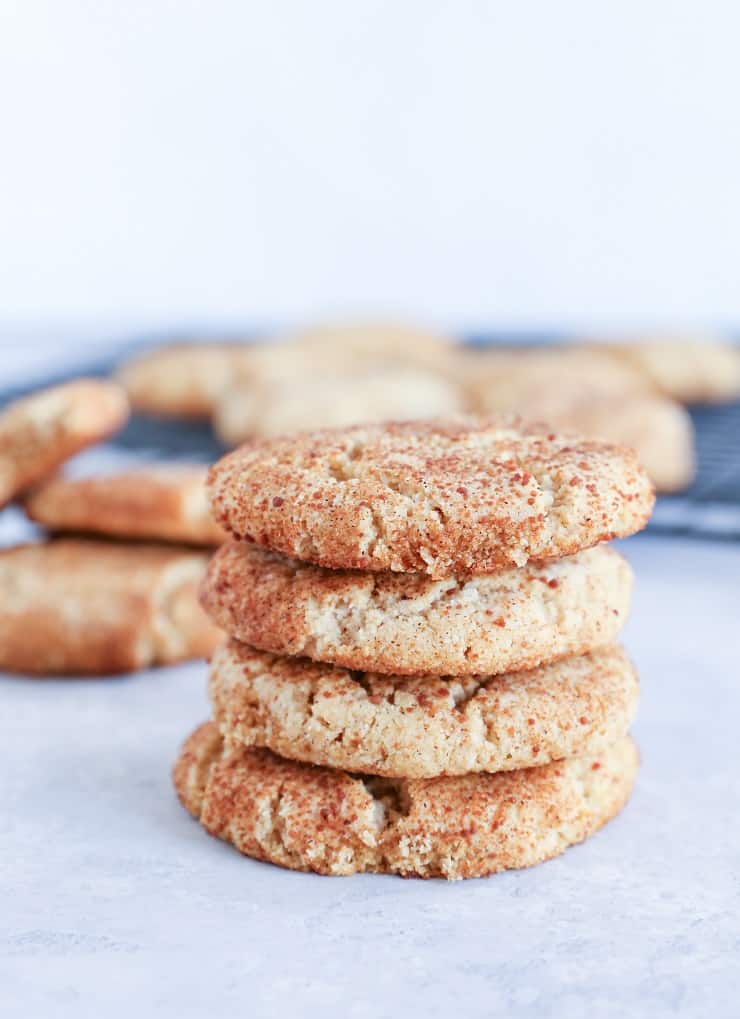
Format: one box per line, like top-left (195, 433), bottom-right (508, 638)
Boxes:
top-left (24, 465), bottom-right (225, 545)
top-left (0, 379), bottom-right (129, 507)
top-left (202, 542), bottom-right (632, 676)
top-left (209, 642), bottom-right (638, 778)
top-left (0, 539), bottom-right (222, 675)
top-left (208, 418), bottom-right (655, 577)
top-left (174, 722), bottom-right (638, 879)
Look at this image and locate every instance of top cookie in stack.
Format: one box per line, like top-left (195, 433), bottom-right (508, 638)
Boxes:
top-left (179, 417), bottom-right (654, 880)
top-left (207, 417), bottom-right (653, 576)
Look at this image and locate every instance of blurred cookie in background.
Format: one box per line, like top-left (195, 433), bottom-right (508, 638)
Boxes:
top-left (0, 379), bottom-right (129, 508)
top-left (463, 347), bottom-right (652, 413)
top-left (116, 342), bottom-right (254, 419)
top-left (116, 324), bottom-right (459, 424)
top-left (593, 338), bottom-right (740, 404)
top-left (466, 347), bottom-right (694, 492)
top-left (23, 465), bottom-right (225, 545)
top-left (279, 322), bottom-right (459, 375)
top-left (0, 539), bottom-right (222, 675)
top-left (213, 368), bottom-right (465, 444)
top-left (541, 396), bottom-right (695, 494)
top-left (209, 322), bottom-right (464, 442)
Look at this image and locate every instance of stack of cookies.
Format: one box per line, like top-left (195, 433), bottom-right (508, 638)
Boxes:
top-left (175, 418), bottom-right (654, 880)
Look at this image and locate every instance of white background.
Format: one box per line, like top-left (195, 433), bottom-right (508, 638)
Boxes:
top-left (2, 1), bottom-right (740, 335)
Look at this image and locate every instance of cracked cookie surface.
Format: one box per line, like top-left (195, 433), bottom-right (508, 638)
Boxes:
top-left (202, 542), bottom-right (632, 676)
top-left (208, 418), bottom-right (654, 577)
top-left (174, 722), bottom-right (638, 879)
top-left (209, 642), bottom-right (638, 778)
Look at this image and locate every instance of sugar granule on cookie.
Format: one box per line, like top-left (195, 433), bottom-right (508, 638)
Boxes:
top-left (209, 641), bottom-right (638, 778)
top-left (201, 542), bottom-right (633, 676)
top-left (208, 417), bottom-right (655, 577)
top-left (174, 722), bottom-right (639, 879)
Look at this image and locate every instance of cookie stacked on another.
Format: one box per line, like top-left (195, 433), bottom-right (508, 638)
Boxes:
top-left (176, 418), bottom-right (654, 879)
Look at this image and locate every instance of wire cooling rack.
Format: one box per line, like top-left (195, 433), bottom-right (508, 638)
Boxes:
top-left (1, 338), bottom-right (739, 541)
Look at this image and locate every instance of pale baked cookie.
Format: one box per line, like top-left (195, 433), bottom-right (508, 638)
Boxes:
top-left (208, 418), bottom-right (655, 577)
top-left (466, 349), bottom-right (694, 493)
top-left (464, 347), bottom-right (651, 417)
top-left (213, 369), bottom-right (466, 446)
top-left (24, 465), bottom-right (225, 545)
top-left (601, 339), bottom-right (740, 404)
top-left (291, 323), bottom-right (458, 372)
top-left (551, 396), bottom-right (695, 494)
top-left (116, 343), bottom-right (254, 418)
top-left (209, 642), bottom-right (638, 778)
top-left (0, 379), bottom-right (129, 508)
top-left (202, 543), bottom-right (632, 676)
top-left (0, 540), bottom-right (222, 675)
top-left (250, 323), bottom-right (459, 379)
top-left (174, 722), bottom-right (638, 879)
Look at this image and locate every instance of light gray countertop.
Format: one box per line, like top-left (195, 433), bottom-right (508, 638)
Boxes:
top-left (2, 533), bottom-right (739, 1018)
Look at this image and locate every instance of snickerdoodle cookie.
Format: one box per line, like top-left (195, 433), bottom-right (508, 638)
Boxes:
top-left (201, 542), bottom-right (632, 676)
top-left (116, 343), bottom-right (253, 418)
top-left (0, 539), bottom-right (221, 675)
top-left (208, 641), bottom-right (637, 778)
top-left (208, 418), bottom-right (654, 577)
top-left (24, 465), bottom-right (225, 545)
top-left (174, 722), bottom-right (638, 879)
top-left (0, 379), bottom-right (129, 507)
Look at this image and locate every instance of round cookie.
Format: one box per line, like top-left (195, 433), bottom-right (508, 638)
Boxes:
top-left (463, 349), bottom-right (694, 492)
top-left (0, 539), bottom-right (222, 675)
top-left (213, 369), bottom-right (464, 446)
top-left (464, 348), bottom-right (652, 417)
top-left (208, 418), bottom-right (655, 577)
top-left (174, 722), bottom-right (639, 879)
top-left (252, 323), bottom-right (459, 378)
top-left (549, 396), bottom-right (695, 494)
top-left (116, 342), bottom-right (254, 418)
top-left (202, 543), bottom-right (632, 676)
top-left (0, 379), bottom-right (129, 508)
top-left (287, 322), bottom-right (460, 374)
top-left (602, 339), bottom-right (740, 404)
top-left (24, 465), bottom-right (225, 545)
top-left (209, 641), bottom-right (638, 778)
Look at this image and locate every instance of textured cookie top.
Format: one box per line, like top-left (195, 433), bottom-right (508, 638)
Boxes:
top-left (210, 641), bottom-right (638, 778)
top-left (208, 418), bottom-right (655, 576)
top-left (0, 379), bottom-right (129, 507)
top-left (174, 722), bottom-right (638, 879)
top-left (0, 539), bottom-right (221, 674)
top-left (202, 542), bottom-right (632, 676)
top-left (24, 465), bottom-right (225, 545)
